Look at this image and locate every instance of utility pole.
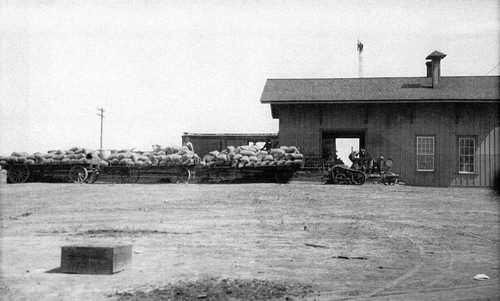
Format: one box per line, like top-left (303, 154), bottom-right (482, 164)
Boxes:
top-left (97, 108), bottom-right (105, 150)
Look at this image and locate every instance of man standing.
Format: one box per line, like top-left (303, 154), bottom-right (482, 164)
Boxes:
top-left (349, 149), bottom-right (372, 171)
top-left (358, 149), bottom-right (373, 171)
top-left (184, 137), bottom-right (194, 152)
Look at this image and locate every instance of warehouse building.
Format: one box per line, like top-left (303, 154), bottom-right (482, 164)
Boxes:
top-left (260, 51), bottom-right (500, 187)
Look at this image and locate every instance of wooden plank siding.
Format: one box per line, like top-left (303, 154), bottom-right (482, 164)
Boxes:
top-left (278, 105), bottom-right (321, 156)
top-left (182, 134), bottom-right (279, 157)
top-left (276, 102), bottom-right (500, 187)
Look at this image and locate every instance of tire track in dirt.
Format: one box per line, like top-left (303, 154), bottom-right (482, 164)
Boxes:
top-left (374, 220), bottom-right (464, 292)
top-left (428, 242), bottom-right (454, 288)
top-left (328, 217), bottom-right (459, 300)
top-left (336, 282), bottom-right (499, 300)
top-left (345, 217), bottom-right (498, 300)
top-left (365, 236), bottom-right (425, 297)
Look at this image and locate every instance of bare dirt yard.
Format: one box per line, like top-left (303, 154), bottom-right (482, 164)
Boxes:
top-left (1, 173), bottom-right (499, 300)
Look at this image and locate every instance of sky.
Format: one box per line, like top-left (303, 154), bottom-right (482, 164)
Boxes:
top-left (1, 0), bottom-right (499, 155)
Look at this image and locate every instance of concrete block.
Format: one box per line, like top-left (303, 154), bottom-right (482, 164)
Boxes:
top-left (60, 244), bottom-right (132, 274)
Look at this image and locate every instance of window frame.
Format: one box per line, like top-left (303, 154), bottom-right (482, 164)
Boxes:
top-left (458, 136), bottom-right (476, 174)
top-left (416, 136), bottom-right (435, 172)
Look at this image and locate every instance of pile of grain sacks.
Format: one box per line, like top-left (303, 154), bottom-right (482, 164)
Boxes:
top-left (0, 145), bottom-right (302, 169)
top-left (101, 146), bottom-right (199, 167)
top-left (198, 145), bottom-right (303, 168)
top-left (0, 146), bottom-right (199, 168)
top-left (0, 148), bottom-right (96, 166)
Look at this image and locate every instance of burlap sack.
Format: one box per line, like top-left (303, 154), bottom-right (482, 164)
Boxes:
top-left (270, 148), bottom-right (285, 155)
top-left (99, 150), bottom-right (111, 160)
top-left (217, 153), bottom-right (228, 162)
top-left (203, 154), bottom-right (215, 162)
top-left (240, 150), bottom-right (255, 157)
top-left (286, 146), bottom-right (298, 153)
top-left (231, 159), bottom-right (238, 168)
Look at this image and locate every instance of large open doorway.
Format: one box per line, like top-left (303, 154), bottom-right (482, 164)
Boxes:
top-left (322, 131), bottom-right (365, 165)
top-left (336, 138), bottom-right (360, 166)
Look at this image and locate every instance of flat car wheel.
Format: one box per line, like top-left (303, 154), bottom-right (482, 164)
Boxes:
top-left (351, 172), bottom-right (366, 185)
top-left (175, 168), bottom-right (191, 183)
top-left (8, 165), bottom-right (30, 183)
top-left (276, 168), bottom-right (295, 184)
top-left (85, 171), bottom-right (99, 184)
top-left (121, 169), bottom-right (140, 183)
top-left (69, 166), bottom-right (88, 183)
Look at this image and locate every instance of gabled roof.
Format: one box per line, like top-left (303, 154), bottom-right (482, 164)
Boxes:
top-left (182, 133), bottom-right (278, 139)
top-left (182, 132), bottom-right (278, 137)
top-left (260, 76), bottom-right (500, 104)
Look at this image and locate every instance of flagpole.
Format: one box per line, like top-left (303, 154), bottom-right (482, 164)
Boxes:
top-left (357, 39), bottom-right (364, 78)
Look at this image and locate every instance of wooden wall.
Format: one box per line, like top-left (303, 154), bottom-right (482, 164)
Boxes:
top-left (183, 135), bottom-right (279, 157)
top-left (277, 102), bottom-right (500, 187)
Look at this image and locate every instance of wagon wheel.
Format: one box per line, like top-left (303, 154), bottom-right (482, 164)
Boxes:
top-left (334, 173), bottom-right (347, 184)
top-left (276, 168), bottom-right (295, 184)
top-left (121, 169), bottom-right (140, 183)
top-left (85, 171), bottom-right (99, 184)
top-left (8, 165), bottom-right (30, 183)
top-left (68, 166), bottom-right (88, 183)
top-left (351, 172), bottom-right (366, 185)
top-left (174, 168), bottom-right (191, 183)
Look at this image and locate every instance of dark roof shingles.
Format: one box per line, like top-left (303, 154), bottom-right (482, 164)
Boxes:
top-left (260, 76), bottom-right (500, 103)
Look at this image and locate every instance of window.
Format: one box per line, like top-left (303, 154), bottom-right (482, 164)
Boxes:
top-left (417, 136), bottom-right (434, 171)
top-left (459, 138), bottom-right (475, 173)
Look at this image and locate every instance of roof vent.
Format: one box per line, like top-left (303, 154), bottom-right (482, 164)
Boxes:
top-left (426, 50), bottom-right (447, 88)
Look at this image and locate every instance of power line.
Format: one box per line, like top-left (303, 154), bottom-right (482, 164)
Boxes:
top-left (485, 62), bottom-right (500, 75)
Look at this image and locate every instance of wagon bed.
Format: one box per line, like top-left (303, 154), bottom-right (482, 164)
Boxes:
top-left (91, 165), bottom-right (194, 184)
top-left (193, 165), bottom-right (300, 184)
top-left (2, 161), bottom-right (100, 184)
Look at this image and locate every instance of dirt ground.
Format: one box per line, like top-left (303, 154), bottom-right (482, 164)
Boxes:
top-left (0, 172), bottom-right (499, 300)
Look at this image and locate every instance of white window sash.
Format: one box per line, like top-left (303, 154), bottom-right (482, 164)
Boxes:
top-left (458, 138), bottom-right (475, 173)
top-left (417, 137), bottom-right (434, 171)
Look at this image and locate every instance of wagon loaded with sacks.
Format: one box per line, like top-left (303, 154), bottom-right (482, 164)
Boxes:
top-left (0, 148), bottom-right (101, 184)
top-left (0, 146), bottom-right (198, 184)
top-left (193, 145), bottom-right (303, 183)
top-left (0, 144), bottom-right (303, 184)
top-left (91, 146), bottom-right (198, 183)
